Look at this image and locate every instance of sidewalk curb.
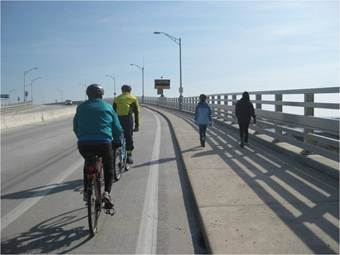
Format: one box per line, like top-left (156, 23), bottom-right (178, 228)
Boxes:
top-left (143, 105), bottom-right (213, 253)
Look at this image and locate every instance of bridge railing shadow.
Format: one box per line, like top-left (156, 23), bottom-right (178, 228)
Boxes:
top-left (180, 113), bottom-right (339, 254)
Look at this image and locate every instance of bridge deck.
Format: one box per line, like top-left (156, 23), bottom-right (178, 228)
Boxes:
top-left (147, 105), bottom-right (339, 254)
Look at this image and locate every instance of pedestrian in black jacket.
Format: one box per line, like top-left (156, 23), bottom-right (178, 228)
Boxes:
top-left (235, 92), bottom-right (256, 147)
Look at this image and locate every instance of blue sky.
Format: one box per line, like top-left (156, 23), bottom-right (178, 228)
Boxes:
top-left (1, 1), bottom-right (339, 104)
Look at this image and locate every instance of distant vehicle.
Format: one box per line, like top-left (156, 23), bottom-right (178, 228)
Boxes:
top-left (65, 99), bottom-right (73, 105)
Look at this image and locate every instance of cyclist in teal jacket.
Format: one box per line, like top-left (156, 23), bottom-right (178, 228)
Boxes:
top-left (73, 84), bottom-right (123, 209)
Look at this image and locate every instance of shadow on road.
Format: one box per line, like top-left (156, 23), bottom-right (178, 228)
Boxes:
top-left (1, 179), bottom-right (83, 200)
top-left (1, 207), bottom-right (91, 254)
top-left (133, 157), bottom-right (176, 169)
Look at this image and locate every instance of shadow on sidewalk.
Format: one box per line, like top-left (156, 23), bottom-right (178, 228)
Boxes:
top-left (180, 113), bottom-right (339, 254)
top-left (1, 207), bottom-right (91, 254)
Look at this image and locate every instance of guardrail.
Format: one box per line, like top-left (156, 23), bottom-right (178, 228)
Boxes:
top-left (143, 87), bottom-right (340, 162)
top-left (0, 101), bottom-right (33, 113)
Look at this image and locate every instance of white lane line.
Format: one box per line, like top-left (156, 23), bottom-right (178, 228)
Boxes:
top-left (135, 109), bottom-right (161, 254)
top-left (1, 160), bottom-right (83, 231)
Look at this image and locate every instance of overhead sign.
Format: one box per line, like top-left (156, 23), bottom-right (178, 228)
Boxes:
top-left (155, 79), bottom-right (170, 89)
top-left (0, 94), bottom-right (9, 99)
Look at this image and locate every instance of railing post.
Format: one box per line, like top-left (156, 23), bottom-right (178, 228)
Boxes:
top-left (217, 95), bottom-right (221, 120)
top-left (191, 97), bottom-right (194, 112)
top-left (275, 93), bottom-right (283, 136)
top-left (232, 95), bottom-right (237, 106)
top-left (275, 94), bottom-right (282, 112)
top-left (304, 93), bottom-right (314, 116)
top-left (256, 94), bottom-right (262, 109)
top-left (232, 95), bottom-right (237, 123)
top-left (224, 95), bottom-right (229, 122)
top-left (303, 93), bottom-right (315, 154)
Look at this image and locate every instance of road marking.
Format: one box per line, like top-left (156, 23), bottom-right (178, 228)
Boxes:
top-left (135, 109), bottom-right (161, 254)
top-left (1, 160), bottom-right (83, 231)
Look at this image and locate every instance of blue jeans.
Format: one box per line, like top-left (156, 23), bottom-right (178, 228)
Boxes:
top-left (199, 124), bottom-right (207, 141)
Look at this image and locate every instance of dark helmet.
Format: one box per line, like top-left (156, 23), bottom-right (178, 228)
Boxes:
top-left (121, 84), bottom-right (131, 93)
top-left (86, 84), bottom-right (104, 99)
top-left (242, 91), bottom-right (250, 101)
top-left (199, 94), bottom-right (207, 102)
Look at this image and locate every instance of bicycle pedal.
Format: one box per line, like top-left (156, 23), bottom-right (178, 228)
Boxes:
top-left (105, 208), bottom-right (116, 216)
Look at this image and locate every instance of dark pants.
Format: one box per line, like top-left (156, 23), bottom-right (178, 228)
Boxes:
top-left (78, 142), bottom-right (114, 193)
top-left (238, 121), bottom-right (250, 144)
top-left (119, 116), bottom-right (134, 153)
top-left (199, 124), bottom-right (207, 141)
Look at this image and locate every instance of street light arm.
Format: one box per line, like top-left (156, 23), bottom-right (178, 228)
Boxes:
top-left (105, 74), bottom-right (115, 79)
top-left (130, 63), bottom-right (143, 70)
top-left (154, 31), bottom-right (180, 45)
top-left (24, 67), bottom-right (38, 74)
top-left (30, 77), bottom-right (42, 84)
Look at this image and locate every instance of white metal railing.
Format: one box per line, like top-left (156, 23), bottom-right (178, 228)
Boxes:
top-left (143, 87), bottom-right (340, 162)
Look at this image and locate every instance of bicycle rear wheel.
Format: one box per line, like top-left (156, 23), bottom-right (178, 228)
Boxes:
top-left (87, 181), bottom-right (101, 236)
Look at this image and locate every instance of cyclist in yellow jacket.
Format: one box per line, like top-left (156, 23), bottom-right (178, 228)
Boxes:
top-left (113, 85), bottom-right (140, 164)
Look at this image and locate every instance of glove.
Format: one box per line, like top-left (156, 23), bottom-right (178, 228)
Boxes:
top-left (133, 127), bottom-right (139, 132)
top-left (112, 141), bottom-right (122, 148)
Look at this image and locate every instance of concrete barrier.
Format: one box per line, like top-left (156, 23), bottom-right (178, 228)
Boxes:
top-left (0, 106), bottom-right (76, 129)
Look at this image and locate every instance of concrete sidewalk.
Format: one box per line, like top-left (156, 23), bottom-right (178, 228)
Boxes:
top-left (147, 106), bottom-right (339, 254)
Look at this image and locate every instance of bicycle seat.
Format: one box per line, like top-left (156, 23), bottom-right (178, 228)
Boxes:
top-left (85, 154), bottom-right (102, 165)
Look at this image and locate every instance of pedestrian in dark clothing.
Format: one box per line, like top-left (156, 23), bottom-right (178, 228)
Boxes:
top-left (235, 92), bottom-right (256, 147)
top-left (195, 94), bottom-right (212, 147)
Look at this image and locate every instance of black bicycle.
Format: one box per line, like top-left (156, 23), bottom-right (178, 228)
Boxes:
top-left (114, 135), bottom-right (130, 181)
top-left (84, 155), bottom-right (114, 236)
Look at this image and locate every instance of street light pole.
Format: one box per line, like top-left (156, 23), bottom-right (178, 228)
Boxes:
top-left (153, 31), bottom-right (183, 110)
top-left (130, 63), bottom-right (144, 103)
top-left (23, 67), bottom-right (38, 102)
top-left (30, 77), bottom-right (42, 104)
top-left (105, 75), bottom-right (116, 98)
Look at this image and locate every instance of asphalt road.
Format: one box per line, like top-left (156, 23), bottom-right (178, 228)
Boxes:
top-left (1, 107), bottom-right (207, 254)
